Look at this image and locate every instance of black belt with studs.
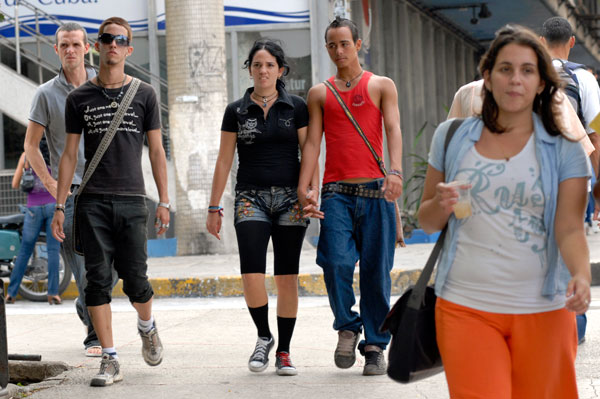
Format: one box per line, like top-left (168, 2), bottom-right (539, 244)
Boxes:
top-left (322, 183), bottom-right (384, 198)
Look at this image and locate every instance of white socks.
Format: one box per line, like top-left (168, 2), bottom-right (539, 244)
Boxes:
top-left (138, 315), bottom-right (155, 333)
top-left (102, 347), bottom-right (118, 359)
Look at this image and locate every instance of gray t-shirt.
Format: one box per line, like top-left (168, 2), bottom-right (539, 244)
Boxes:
top-left (29, 67), bottom-right (96, 183)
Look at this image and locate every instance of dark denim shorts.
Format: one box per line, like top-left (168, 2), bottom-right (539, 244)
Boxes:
top-left (234, 186), bottom-right (308, 227)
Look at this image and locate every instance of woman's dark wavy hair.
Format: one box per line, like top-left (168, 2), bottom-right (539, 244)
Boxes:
top-left (243, 39), bottom-right (290, 85)
top-left (478, 25), bottom-right (563, 135)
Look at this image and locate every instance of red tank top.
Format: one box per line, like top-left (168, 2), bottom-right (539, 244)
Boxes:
top-left (323, 71), bottom-right (384, 184)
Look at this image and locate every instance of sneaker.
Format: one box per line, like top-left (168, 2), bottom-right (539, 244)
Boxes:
top-left (334, 330), bottom-right (360, 369)
top-left (363, 347), bottom-right (386, 376)
top-left (139, 322), bottom-right (163, 366)
top-left (275, 351), bottom-right (298, 376)
top-left (90, 353), bottom-right (123, 387)
top-left (248, 336), bottom-right (274, 372)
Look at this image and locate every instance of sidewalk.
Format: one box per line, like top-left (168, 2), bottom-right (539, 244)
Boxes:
top-left (53, 231), bottom-right (600, 299)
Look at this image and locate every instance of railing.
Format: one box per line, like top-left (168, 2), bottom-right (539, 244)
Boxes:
top-left (0, 0), bottom-right (171, 158)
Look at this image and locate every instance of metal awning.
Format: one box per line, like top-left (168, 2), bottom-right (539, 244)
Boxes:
top-left (413, 0), bottom-right (600, 68)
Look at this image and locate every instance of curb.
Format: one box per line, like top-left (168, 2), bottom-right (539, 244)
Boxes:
top-left (8, 262), bottom-right (600, 301)
top-left (54, 268), bottom-right (426, 299)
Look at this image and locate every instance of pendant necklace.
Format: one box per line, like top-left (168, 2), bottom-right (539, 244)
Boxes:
top-left (251, 91), bottom-right (278, 108)
top-left (336, 69), bottom-right (364, 88)
top-left (492, 133), bottom-right (510, 161)
top-left (97, 75), bottom-right (127, 108)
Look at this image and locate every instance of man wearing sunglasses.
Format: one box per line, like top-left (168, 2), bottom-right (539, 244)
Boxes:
top-left (23, 22), bottom-right (108, 359)
top-left (52, 16), bottom-right (169, 387)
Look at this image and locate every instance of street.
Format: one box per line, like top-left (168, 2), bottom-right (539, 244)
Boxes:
top-left (4, 290), bottom-right (600, 399)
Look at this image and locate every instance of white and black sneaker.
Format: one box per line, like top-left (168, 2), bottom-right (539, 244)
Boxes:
top-left (90, 353), bottom-right (123, 387)
top-left (248, 336), bottom-right (274, 372)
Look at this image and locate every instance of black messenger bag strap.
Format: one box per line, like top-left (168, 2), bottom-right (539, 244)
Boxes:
top-left (406, 117), bottom-right (464, 309)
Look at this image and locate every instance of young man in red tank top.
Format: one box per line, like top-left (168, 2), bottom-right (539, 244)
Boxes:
top-left (298, 17), bottom-right (403, 376)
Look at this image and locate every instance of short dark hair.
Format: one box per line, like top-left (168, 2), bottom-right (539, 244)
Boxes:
top-left (55, 22), bottom-right (87, 45)
top-left (541, 17), bottom-right (573, 46)
top-left (324, 16), bottom-right (359, 43)
top-left (98, 17), bottom-right (132, 43)
top-left (479, 25), bottom-right (562, 136)
top-left (243, 39), bottom-right (290, 77)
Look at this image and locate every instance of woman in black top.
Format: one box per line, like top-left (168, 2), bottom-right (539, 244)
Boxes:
top-left (207, 40), bottom-right (319, 376)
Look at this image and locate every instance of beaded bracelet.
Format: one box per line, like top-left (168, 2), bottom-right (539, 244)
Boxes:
top-left (388, 169), bottom-right (403, 179)
top-left (208, 206), bottom-right (224, 217)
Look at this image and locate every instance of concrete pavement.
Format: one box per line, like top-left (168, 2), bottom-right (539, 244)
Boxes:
top-left (3, 291), bottom-right (600, 399)
top-left (48, 230), bottom-right (600, 300)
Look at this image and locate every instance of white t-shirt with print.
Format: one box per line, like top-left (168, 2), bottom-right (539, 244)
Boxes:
top-left (441, 134), bottom-right (565, 313)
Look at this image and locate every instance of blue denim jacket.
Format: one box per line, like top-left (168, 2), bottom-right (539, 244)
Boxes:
top-left (428, 115), bottom-right (590, 300)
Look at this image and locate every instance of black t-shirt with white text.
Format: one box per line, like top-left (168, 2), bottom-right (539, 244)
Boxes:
top-left (65, 80), bottom-right (161, 195)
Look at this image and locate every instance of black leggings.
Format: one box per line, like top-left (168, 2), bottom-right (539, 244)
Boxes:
top-left (235, 221), bottom-right (307, 275)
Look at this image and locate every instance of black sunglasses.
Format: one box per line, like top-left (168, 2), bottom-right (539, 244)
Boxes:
top-left (98, 33), bottom-right (130, 47)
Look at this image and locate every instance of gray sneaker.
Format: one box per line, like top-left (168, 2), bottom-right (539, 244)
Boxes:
top-left (363, 347), bottom-right (386, 376)
top-left (90, 354), bottom-right (123, 387)
top-left (248, 336), bottom-right (274, 372)
top-left (334, 330), bottom-right (360, 369)
top-left (139, 322), bottom-right (163, 366)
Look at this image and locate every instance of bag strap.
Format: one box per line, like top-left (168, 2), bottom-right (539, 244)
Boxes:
top-left (323, 79), bottom-right (387, 176)
top-left (78, 78), bottom-right (141, 194)
top-left (407, 117), bottom-right (464, 310)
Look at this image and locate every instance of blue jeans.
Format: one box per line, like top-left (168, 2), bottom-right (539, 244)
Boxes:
top-left (8, 203), bottom-right (60, 297)
top-left (316, 179), bottom-right (396, 350)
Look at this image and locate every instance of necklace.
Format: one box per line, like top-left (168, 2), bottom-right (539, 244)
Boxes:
top-left (251, 91), bottom-right (278, 108)
top-left (335, 69), bottom-right (364, 88)
top-left (491, 133), bottom-right (510, 161)
top-left (97, 75), bottom-right (127, 108)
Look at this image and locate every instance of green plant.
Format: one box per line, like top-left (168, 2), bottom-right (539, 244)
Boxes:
top-left (402, 121), bottom-right (428, 236)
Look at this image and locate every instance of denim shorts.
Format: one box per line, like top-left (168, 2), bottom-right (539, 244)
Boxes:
top-left (234, 186), bottom-right (308, 227)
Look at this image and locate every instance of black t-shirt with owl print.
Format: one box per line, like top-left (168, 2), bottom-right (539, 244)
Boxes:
top-left (221, 85), bottom-right (308, 190)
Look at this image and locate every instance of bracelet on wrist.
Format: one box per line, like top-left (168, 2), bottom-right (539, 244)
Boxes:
top-left (388, 169), bottom-right (403, 179)
top-left (55, 207), bottom-right (65, 213)
top-left (158, 202), bottom-right (171, 210)
top-left (208, 206), bottom-right (224, 217)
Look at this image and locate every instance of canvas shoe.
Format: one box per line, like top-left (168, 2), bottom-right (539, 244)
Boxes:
top-left (90, 353), bottom-right (123, 387)
top-left (248, 336), bottom-right (274, 372)
top-left (275, 351), bottom-right (298, 376)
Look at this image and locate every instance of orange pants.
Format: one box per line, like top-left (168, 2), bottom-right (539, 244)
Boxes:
top-left (435, 298), bottom-right (578, 399)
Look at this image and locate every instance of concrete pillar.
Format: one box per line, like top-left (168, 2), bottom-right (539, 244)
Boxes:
top-left (165, 0), bottom-right (235, 255)
top-left (147, 0), bottom-right (161, 106)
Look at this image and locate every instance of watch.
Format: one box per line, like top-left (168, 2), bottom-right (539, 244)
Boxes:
top-left (158, 202), bottom-right (170, 210)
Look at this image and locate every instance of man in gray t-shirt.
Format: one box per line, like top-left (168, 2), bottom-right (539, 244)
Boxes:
top-left (23, 22), bottom-right (103, 357)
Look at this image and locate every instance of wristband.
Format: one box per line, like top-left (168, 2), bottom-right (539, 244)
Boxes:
top-left (208, 206), bottom-right (224, 217)
top-left (55, 207), bottom-right (65, 213)
top-left (55, 203), bottom-right (65, 211)
top-left (158, 202), bottom-right (170, 210)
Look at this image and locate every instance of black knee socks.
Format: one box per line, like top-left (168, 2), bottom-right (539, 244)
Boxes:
top-left (276, 316), bottom-right (297, 353)
top-left (248, 304), bottom-right (271, 339)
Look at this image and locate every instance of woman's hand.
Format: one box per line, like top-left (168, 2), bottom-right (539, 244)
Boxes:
top-left (565, 273), bottom-right (591, 315)
top-left (299, 187), bottom-right (324, 219)
top-left (206, 212), bottom-right (223, 240)
top-left (434, 182), bottom-right (461, 215)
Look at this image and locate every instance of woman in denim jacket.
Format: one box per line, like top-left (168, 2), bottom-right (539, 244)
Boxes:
top-left (419, 26), bottom-right (591, 398)
top-left (207, 39), bottom-right (319, 376)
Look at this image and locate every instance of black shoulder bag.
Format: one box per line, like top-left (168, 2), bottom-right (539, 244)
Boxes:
top-left (380, 117), bottom-right (464, 383)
